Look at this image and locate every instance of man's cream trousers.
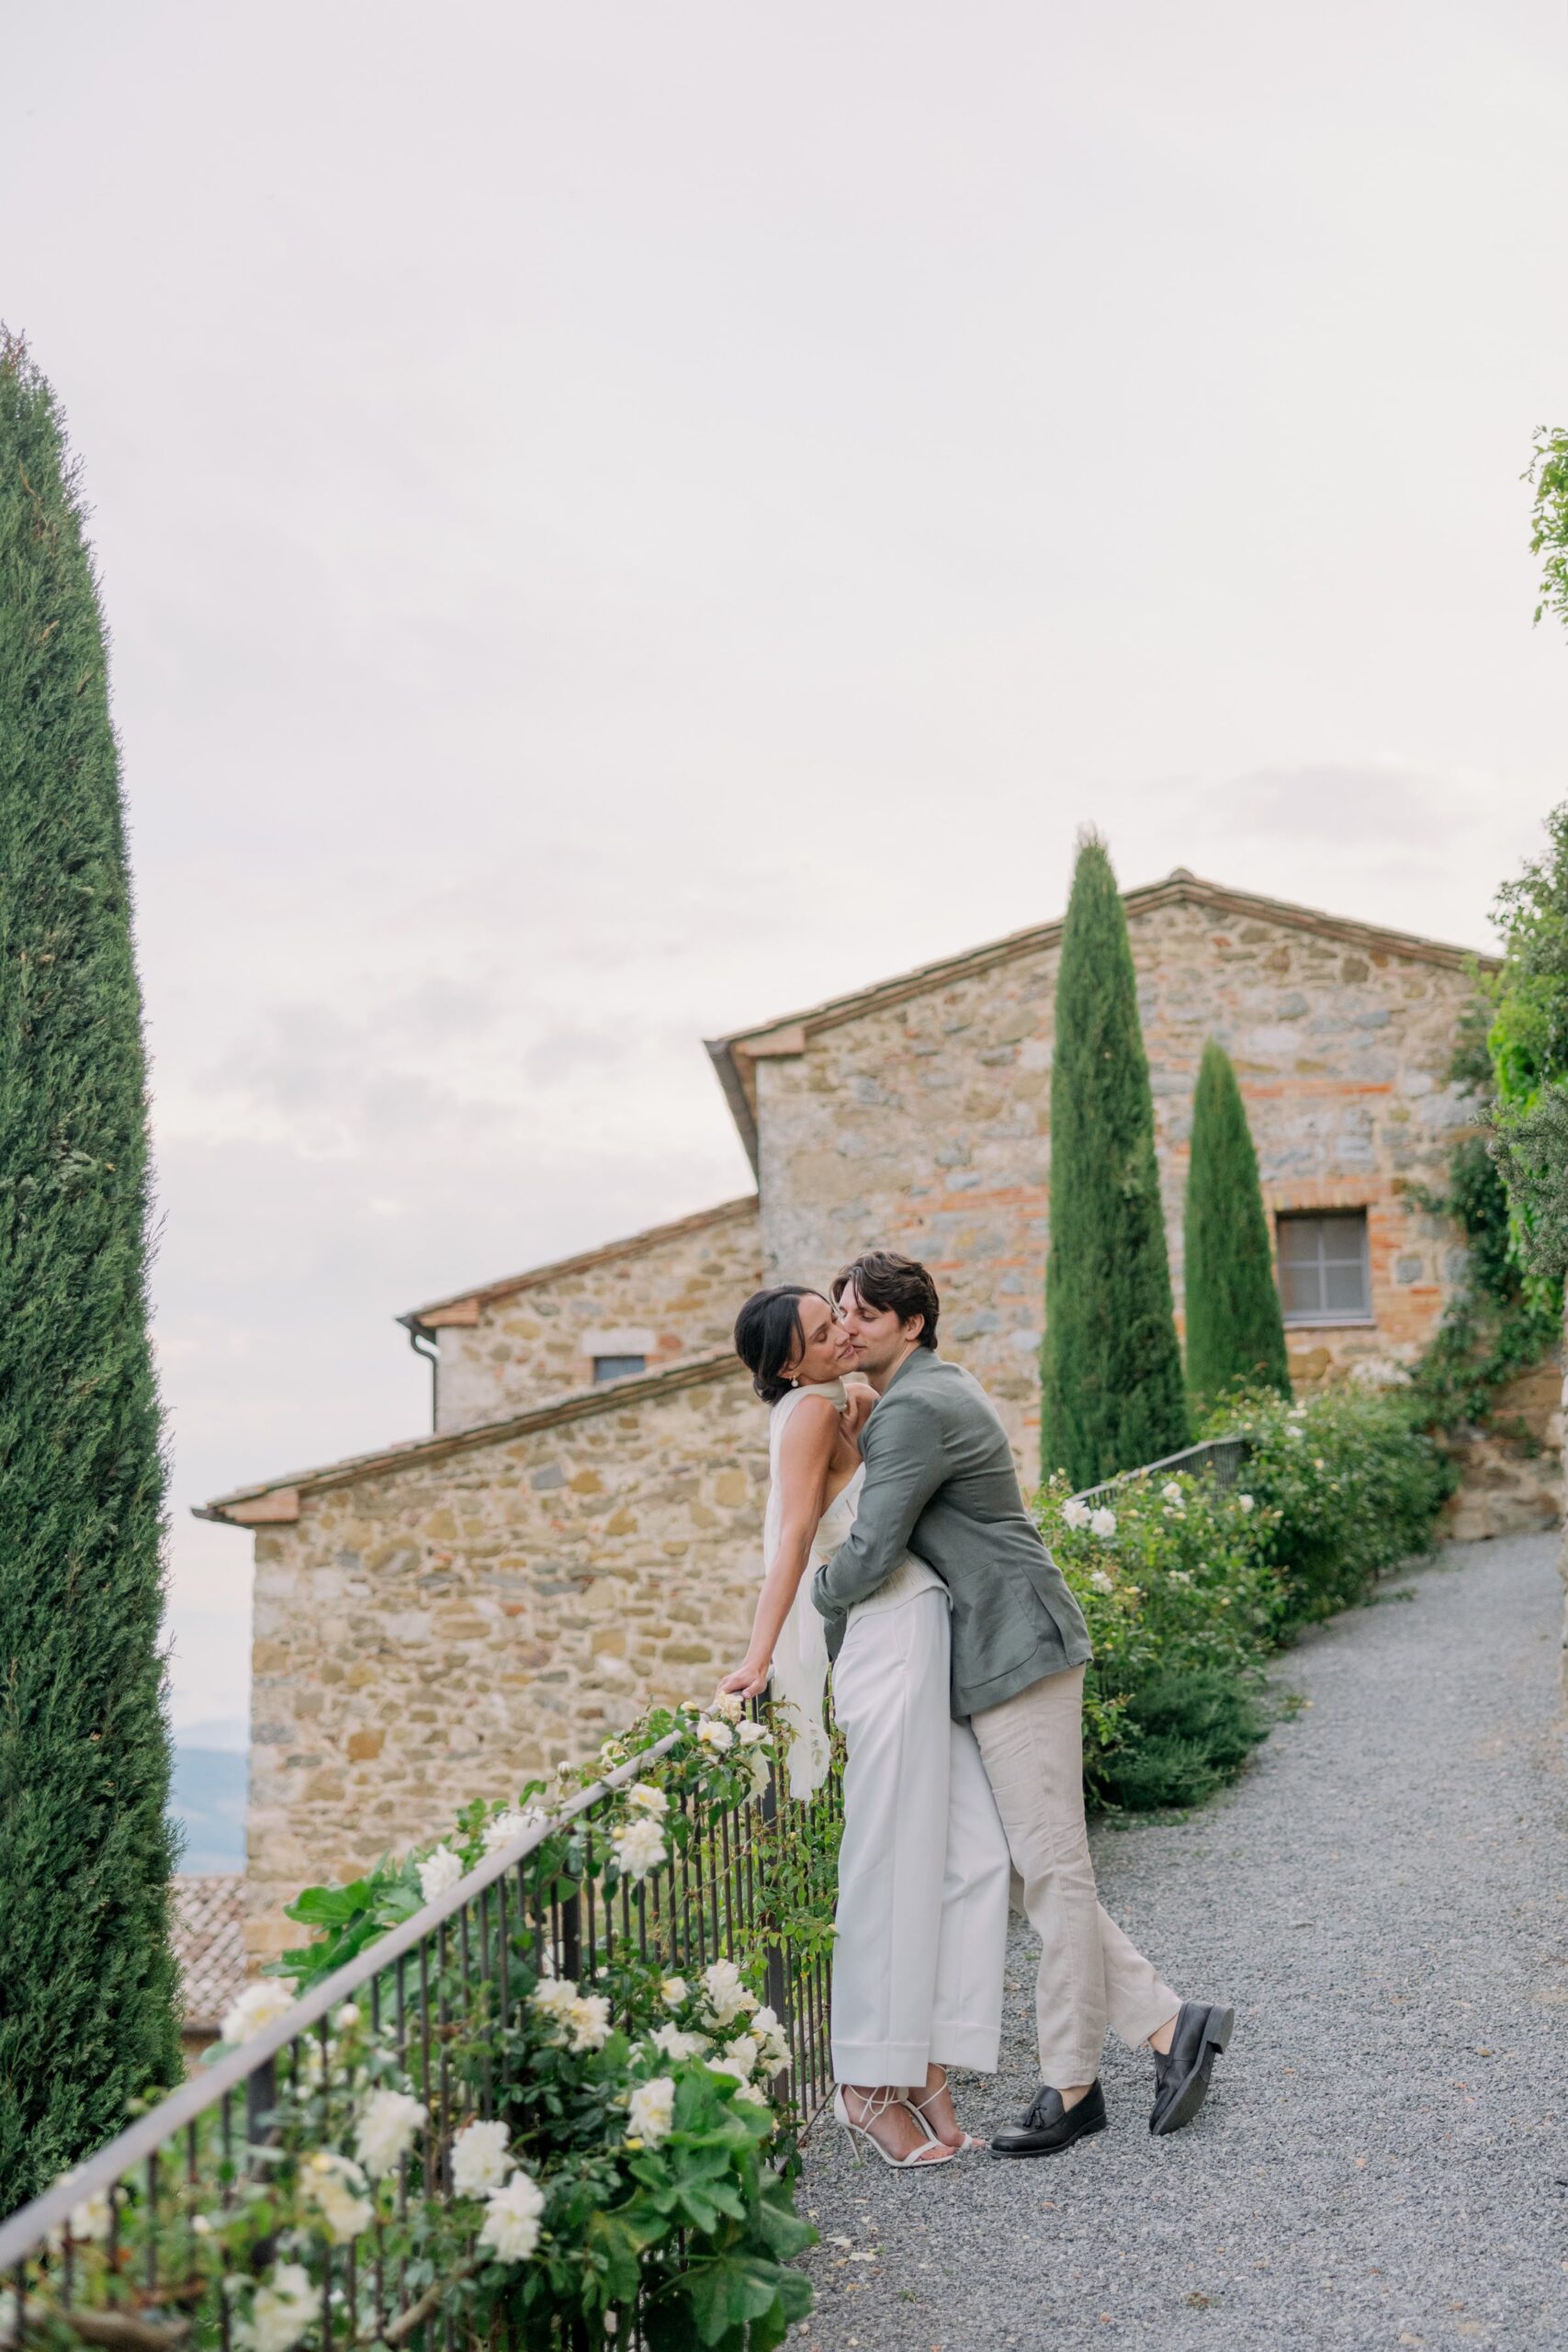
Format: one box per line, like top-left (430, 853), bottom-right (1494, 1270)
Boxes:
top-left (830, 1587), bottom-right (1011, 2085)
top-left (973, 1664), bottom-right (1179, 2087)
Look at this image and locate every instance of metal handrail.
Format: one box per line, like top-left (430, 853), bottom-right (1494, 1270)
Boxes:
top-left (1068, 1432), bottom-right (1252, 1508)
top-left (0, 1730), bottom-right (683, 2267)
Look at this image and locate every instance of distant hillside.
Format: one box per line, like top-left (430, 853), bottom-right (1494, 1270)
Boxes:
top-left (170, 1747), bottom-right (248, 1872)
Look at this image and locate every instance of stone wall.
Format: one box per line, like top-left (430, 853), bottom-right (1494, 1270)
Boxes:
top-left (754, 895), bottom-right (1481, 1472)
top-left (425, 1199), bottom-right (760, 1433)
top-left (243, 1358), bottom-right (769, 1957)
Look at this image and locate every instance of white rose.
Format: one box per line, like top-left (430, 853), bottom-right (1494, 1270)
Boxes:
top-left (416, 1844), bottom-right (464, 1904)
top-left (302, 2151), bottom-right (374, 2244)
top-left (483, 1806), bottom-right (546, 1855)
top-left (221, 1978), bottom-right (298, 2047)
top-left (1089, 1568), bottom-right (1114, 1594)
top-left (530, 1975), bottom-right (578, 2020)
top-left (660, 1975), bottom-right (689, 2007)
top-left (1089, 1508), bottom-right (1117, 1540)
top-left (1161, 1481), bottom-right (1183, 1503)
top-left (1236, 1493), bottom-right (1256, 1513)
top-left (712, 1691), bottom-right (745, 1724)
top-left (65, 2188), bottom-right (114, 2245)
top-left (698, 1959), bottom-right (757, 2026)
top-left (479, 2169), bottom-right (546, 2265)
top-left (750, 2006), bottom-right (791, 2073)
top-left (626, 2075), bottom-right (676, 2145)
top-left (356, 2088), bottom-right (427, 2178)
top-left (565, 1994), bottom-right (612, 2052)
top-left (734, 2081), bottom-right (770, 2106)
top-left (735, 1718), bottom-right (769, 1747)
top-left (711, 2033), bottom-right (761, 2082)
top-left (1062, 1497), bottom-right (1091, 1530)
top-left (334, 2003), bottom-right (361, 2030)
top-left (612, 1817), bottom-right (667, 1881)
top-left (649, 2023), bottom-right (706, 2062)
top-left (696, 1718), bottom-right (735, 1753)
top-left (238, 2266), bottom-right (314, 2352)
top-left (626, 1782), bottom-right (669, 1816)
top-left (451, 2119), bottom-right (514, 2198)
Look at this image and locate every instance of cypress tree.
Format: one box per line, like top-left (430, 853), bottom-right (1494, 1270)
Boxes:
top-left (0, 334), bottom-right (182, 2212)
top-left (1041, 833), bottom-right (1190, 1487)
top-left (1182, 1038), bottom-right (1292, 1413)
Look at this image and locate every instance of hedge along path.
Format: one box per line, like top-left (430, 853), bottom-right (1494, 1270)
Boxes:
top-left (795, 1531), bottom-right (1568, 2351)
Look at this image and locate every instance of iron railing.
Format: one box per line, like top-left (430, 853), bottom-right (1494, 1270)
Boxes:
top-left (1070, 1432), bottom-right (1253, 1508)
top-left (0, 1712), bottom-right (842, 2348)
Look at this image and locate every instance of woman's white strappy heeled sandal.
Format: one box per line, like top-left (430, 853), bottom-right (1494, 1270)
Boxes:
top-left (831, 2086), bottom-right (956, 2168)
top-left (907, 2067), bottom-right (987, 2153)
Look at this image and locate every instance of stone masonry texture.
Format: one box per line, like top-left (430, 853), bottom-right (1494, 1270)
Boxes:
top-left (427, 1200), bottom-right (760, 1432)
top-left (243, 1360), bottom-right (768, 1956)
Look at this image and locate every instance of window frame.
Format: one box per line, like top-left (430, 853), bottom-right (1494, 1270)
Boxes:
top-left (591, 1352), bottom-right (648, 1385)
top-left (1274, 1209), bottom-right (1373, 1328)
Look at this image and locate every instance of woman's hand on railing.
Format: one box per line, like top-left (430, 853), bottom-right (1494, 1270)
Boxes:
top-left (716, 1654), bottom-right (771, 1702)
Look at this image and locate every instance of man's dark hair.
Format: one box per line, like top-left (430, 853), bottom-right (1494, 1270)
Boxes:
top-left (733, 1284), bottom-right (822, 1404)
top-left (830, 1250), bottom-right (940, 1349)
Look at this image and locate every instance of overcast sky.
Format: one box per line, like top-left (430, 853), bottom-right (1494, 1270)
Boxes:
top-left (6, 1), bottom-right (1567, 1738)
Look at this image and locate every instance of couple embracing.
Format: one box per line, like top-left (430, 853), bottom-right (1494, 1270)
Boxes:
top-left (721, 1250), bottom-right (1233, 2168)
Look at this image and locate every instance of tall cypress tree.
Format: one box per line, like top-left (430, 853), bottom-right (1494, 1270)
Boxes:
top-left (1182, 1038), bottom-right (1292, 1414)
top-left (1041, 833), bottom-right (1190, 1486)
top-left (0, 334), bottom-right (182, 2212)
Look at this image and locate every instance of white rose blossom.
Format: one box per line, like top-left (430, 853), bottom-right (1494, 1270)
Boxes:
top-left (735, 1718), bottom-right (769, 1747)
top-left (221, 1978), bottom-right (298, 2046)
top-left (564, 1994), bottom-right (613, 2052)
top-left (483, 1806), bottom-right (546, 1855)
top-left (649, 2023), bottom-right (706, 2062)
top-left (626, 1781), bottom-right (669, 1816)
top-left (357, 2088), bottom-right (428, 2178)
top-left (417, 1844), bottom-right (464, 1904)
top-left (479, 2168), bottom-right (546, 2265)
top-left (711, 2033), bottom-right (761, 2082)
top-left (302, 2151), bottom-right (375, 2244)
top-left (1236, 1493), bottom-right (1256, 1513)
top-left (1089, 1567), bottom-right (1114, 1595)
top-left (238, 2265), bottom-right (314, 2352)
top-left (626, 2075), bottom-right (676, 2145)
top-left (452, 2119), bottom-right (515, 2198)
top-left (1089, 1507), bottom-right (1117, 1540)
top-left (1061, 1497), bottom-right (1091, 1530)
top-left (531, 1975), bottom-right (579, 2021)
top-left (734, 2081), bottom-right (770, 2106)
top-left (612, 1817), bottom-right (668, 1880)
top-left (65, 2188), bottom-right (114, 2245)
top-left (660, 1974), bottom-right (689, 2007)
top-left (699, 1958), bottom-right (758, 2026)
top-left (1161, 1481), bottom-right (1183, 1504)
top-left (334, 2002), bottom-right (361, 2030)
top-left (751, 2005), bottom-right (792, 2073)
top-left (696, 1717), bottom-right (735, 1753)
top-left (712, 1691), bottom-right (746, 1724)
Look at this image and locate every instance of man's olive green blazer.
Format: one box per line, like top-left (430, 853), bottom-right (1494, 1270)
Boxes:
top-left (810, 1348), bottom-right (1091, 1721)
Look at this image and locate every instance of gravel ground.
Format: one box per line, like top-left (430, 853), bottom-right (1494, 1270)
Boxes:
top-left (794, 1531), bottom-right (1568, 2352)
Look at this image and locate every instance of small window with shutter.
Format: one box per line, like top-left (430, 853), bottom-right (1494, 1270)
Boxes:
top-left (1276, 1211), bottom-right (1371, 1324)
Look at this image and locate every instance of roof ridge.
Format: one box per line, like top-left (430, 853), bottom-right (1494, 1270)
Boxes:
top-left (400, 1194), bottom-right (758, 1329)
top-left (199, 1347), bottom-right (748, 1526)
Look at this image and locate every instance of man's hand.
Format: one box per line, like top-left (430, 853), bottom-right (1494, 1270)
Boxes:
top-left (842, 1380), bottom-right (876, 1440)
top-left (716, 1656), bottom-right (771, 1703)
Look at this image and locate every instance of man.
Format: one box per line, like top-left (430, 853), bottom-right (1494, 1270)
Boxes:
top-left (812, 1248), bottom-right (1232, 2154)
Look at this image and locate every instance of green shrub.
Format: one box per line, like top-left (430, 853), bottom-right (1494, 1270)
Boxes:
top-left (1035, 1380), bottom-right (1451, 1809)
top-left (1038, 1465), bottom-right (1281, 1810)
top-left (1201, 1384), bottom-right (1452, 1627)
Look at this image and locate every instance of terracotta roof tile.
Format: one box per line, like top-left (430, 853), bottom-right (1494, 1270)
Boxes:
top-left (172, 1873), bottom-right (250, 2030)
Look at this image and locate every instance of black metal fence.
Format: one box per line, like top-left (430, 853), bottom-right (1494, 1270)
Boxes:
top-left (0, 1713), bottom-right (842, 2351)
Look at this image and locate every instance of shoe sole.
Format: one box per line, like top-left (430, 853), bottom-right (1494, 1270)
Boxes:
top-left (1150, 2005), bottom-right (1234, 2138)
top-left (988, 2109), bottom-right (1108, 2160)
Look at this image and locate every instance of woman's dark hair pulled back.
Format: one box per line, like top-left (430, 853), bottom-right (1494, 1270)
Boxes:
top-left (733, 1283), bottom-right (822, 1404)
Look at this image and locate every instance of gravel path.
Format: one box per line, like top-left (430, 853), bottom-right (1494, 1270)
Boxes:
top-left (795, 1531), bottom-right (1568, 2351)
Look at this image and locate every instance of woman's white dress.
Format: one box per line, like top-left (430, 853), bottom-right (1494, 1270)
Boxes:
top-left (765, 1382), bottom-right (1011, 2086)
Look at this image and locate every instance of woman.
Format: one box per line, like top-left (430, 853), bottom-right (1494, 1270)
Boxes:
top-left (719, 1283), bottom-right (1010, 2167)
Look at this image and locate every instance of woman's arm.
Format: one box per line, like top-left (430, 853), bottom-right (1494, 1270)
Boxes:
top-left (716, 1397), bottom-right (839, 1700)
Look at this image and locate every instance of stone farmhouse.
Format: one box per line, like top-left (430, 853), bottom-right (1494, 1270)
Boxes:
top-left (205, 869), bottom-right (1561, 1956)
